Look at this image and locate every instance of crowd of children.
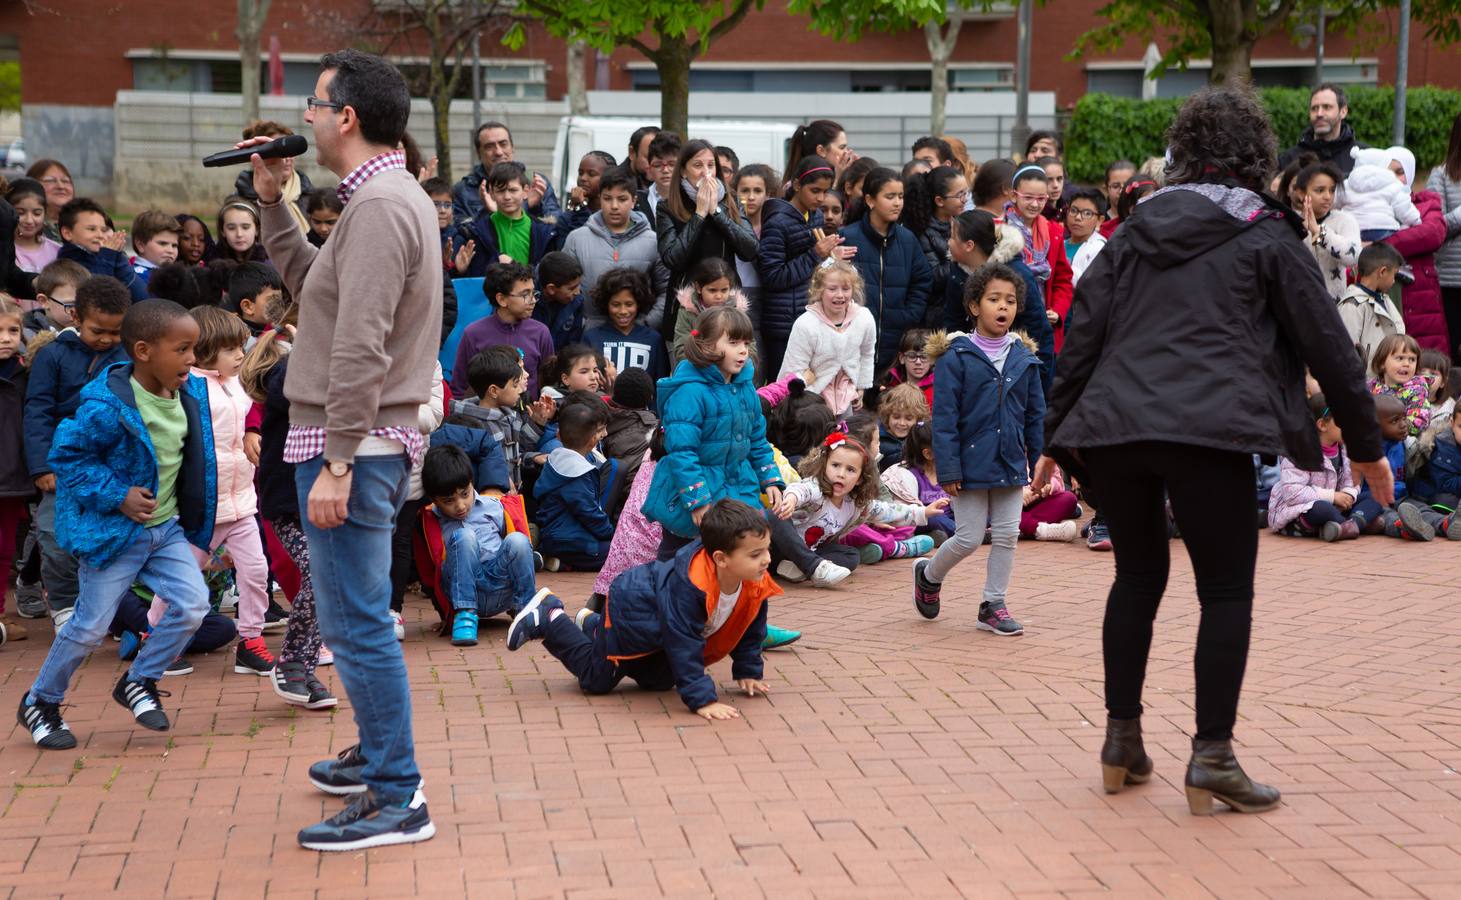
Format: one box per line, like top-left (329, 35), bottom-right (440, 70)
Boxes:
top-left (1, 106), bottom-right (1458, 750)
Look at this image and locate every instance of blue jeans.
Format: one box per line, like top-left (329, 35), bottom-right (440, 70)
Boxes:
top-left (30, 518), bottom-right (209, 703)
top-left (295, 454), bottom-right (417, 802)
top-left (447, 529), bottom-right (536, 617)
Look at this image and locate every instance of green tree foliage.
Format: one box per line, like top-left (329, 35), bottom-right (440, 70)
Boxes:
top-left (1063, 87), bottom-right (1461, 183)
top-left (1072, 0), bottom-right (1461, 86)
top-left (0, 61), bottom-right (18, 114)
top-left (505, 1), bottom-right (763, 137)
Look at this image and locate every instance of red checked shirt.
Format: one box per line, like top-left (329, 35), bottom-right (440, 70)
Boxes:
top-left (283, 149), bottom-right (426, 466)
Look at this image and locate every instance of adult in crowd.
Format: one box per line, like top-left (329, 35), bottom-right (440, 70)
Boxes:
top-left (1278, 83), bottom-right (1364, 176)
top-left (911, 136), bottom-right (956, 170)
top-left (1382, 146), bottom-right (1451, 354)
top-left (231, 119), bottom-right (315, 236)
top-left (1426, 111), bottom-right (1461, 359)
top-left (656, 138), bottom-right (758, 343)
top-left (627, 125), bottom-right (661, 192)
top-left (245, 48), bottom-right (442, 852)
top-left (25, 159), bottom-right (74, 239)
top-left (1035, 85), bottom-right (1390, 817)
top-left (451, 121), bottom-right (560, 222)
top-left (1294, 161), bottom-right (1361, 301)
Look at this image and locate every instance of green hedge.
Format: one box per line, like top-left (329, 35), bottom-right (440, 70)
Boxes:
top-left (1064, 86), bottom-right (1461, 184)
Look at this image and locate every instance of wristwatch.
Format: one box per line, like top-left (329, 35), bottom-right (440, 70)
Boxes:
top-left (1312, 224), bottom-right (1327, 247)
top-left (326, 460), bottom-right (353, 478)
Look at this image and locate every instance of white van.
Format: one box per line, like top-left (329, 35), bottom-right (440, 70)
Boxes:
top-left (550, 116), bottom-right (799, 199)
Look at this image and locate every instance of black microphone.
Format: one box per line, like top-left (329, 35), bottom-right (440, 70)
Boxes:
top-left (202, 134), bottom-right (309, 168)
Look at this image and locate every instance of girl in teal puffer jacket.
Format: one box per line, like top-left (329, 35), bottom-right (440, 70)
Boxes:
top-left (643, 305), bottom-right (785, 558)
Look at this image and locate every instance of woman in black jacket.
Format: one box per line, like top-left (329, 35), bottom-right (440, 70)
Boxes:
top-left (656, 139), bottom-right (759, 344)
top-left (1033, 86), bottom-right (1392, 816)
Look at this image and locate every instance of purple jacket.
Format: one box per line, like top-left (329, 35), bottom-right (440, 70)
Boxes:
top-left (1267, 448), bottom-right (1357, 531)
top-left (449, 312), bottom-right (554, 399)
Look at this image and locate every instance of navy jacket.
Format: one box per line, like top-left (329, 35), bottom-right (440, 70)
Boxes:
top-left (532, 291), bottom-right (586, 351)
top-left (257, 356), bottom-right (298, 521)
top-left (58, 243), bottom-right (148, 301)
top-left (944, 261), bottom-right (1054, 393)
top-left (585, 323), bottom-right (669, 381)
top-left (455, 213), bottom-right (555, 278)
top-left (0, 359), bottom-right (35, 499)
top-left (430, 424), bottom-right (512, 494)
top-left (603, 540), bottom-right (779, 711)
top-left (23, 330), bottom-right (128, 476)
top-left (839, 217), bottom-right (932, 368)
top-left (50, 363), bottom-right (217, 568)
top-left (1411, 432), bottom-right (1461, 501)
top-left (548, 205), bottom-right (592, 252)
top-left (756, 198), bottom-right (824, 345)
top-left (533, 447), bottom-right (616, 556)
top-left (932, 335), bottom-right (1045, 490)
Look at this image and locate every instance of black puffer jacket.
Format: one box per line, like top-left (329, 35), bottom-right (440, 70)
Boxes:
top-left (916, 217), bottom-right (951, 328)
top-left (1046, 183), bottom-right (1382, 474)
top-left (756, 198), bottom-right (823, 348)
top-left (656, 190), bottom-right (759, 341)
top-left (0, 359), bottom-right (36, 500)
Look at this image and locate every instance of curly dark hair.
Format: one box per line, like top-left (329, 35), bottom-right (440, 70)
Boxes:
top-left (964, 262), bottom-right (1027, 315)
top-left (591, 267), bottom-right (652, 317)
top-left (1164, 84), bottom-right (1277, 192)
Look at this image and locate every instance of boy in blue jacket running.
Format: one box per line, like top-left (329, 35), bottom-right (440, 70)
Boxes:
top-left (506, 498), bottom-right (780, 720)
top-left (19, 300), bottom-right (217, 749)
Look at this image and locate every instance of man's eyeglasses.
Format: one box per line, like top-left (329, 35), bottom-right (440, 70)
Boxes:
top-left (306, 96), bottom-right (344, 112)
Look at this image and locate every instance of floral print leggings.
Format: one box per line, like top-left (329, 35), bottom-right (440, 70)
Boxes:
top-left (270, 516), bottom-right (321, 673)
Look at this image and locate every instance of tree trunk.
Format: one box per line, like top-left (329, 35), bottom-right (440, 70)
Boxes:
top-left (236, 0), bottom-right (272, 126)
top-left (1207, 1), bottom-right (1254, 85)
top-left (428, 49), bottom-right (454, 184)
top-left (924, 17), bottom-right (962, 138)
top-left (567, 40), bottom-right (589, 115)
top-left (655, 37), bottom-right (693, 137)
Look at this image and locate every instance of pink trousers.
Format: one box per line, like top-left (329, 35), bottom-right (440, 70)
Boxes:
top-left (150, 516), bottom-right (269, 638)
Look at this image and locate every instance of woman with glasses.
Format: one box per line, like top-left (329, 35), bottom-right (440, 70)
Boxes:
top-left (901, 166), bottom-right (968, 328)
top-left (1062, 187), bottom-right (1107, 289)
top-left (25, 159), bottom-right (74, 240)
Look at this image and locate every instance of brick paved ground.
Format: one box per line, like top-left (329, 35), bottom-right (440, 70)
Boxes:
top-left (2, 525), bottom-right (1460, 899)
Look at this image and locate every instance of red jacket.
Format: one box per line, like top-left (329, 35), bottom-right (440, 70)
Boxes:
top-left (1044, 219), bottom-right (1074, 353)
top-left (1383, 191), bottom-right (1451, 355)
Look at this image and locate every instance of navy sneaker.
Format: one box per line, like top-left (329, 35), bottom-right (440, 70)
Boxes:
top-left (297, 788), bottom-right (436, 852)
top-left (506, 589), bottom-right (562, 651)
top-left (17, 695), bottom-right (76, 750)
top-left (308, 743), bottom-right (369, 795)
top-left (1086, 518), bottom-right (1113, 551)
top-left (111, 675), bottom-right (170, 731)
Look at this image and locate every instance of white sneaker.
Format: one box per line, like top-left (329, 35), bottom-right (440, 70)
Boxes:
top-left (1035, 521), bottom-right (1081, 542)
top-left (391, 611), bottom-right (405, 642)
top-left (50, 606), bottom-right (73, 630)
top-left (317, 644), bottom-right (334, 666)
top-left (809, 560), bottom-right (852, 588)
top-left (217, 583), bottom-right (240, 611)
top-left (775, 560), bottom-right (806, 583)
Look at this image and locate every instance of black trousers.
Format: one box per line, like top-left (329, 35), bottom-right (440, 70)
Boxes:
top-left (542, 612), bottom-right (674, 694)
top-left (389, 497), bottom-right (424, 613)
top-left (1083, 442), bottom-right (1258, 741)
top-left (1442, 286), bottom-right (1461, 364)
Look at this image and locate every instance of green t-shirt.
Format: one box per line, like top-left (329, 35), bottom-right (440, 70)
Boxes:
top-left (492, 211), bottom-right (532, 265)
top-left (130, 377), bottom-right (187, 527)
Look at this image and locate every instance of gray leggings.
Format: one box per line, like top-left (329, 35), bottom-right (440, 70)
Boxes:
top-left (925, 486), bottom-right (1023, 604)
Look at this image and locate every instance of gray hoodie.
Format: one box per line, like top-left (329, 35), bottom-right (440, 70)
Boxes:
top-left (561, 210), bottom-right (671, 331)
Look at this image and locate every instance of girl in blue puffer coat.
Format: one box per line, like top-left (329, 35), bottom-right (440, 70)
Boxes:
top-left (911, 264), bottom-right (1045, 638)
top-left (643, 305), bottom-right (786, 560)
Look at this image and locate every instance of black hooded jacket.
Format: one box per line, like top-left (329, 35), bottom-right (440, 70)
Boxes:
top-left (1045, 183), bottom-right (1382, 476)
top-left (1278, 122), bottom-right (1365, 176)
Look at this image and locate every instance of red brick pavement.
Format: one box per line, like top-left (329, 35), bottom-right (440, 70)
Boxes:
top-left (2, 528), bottom-right (1460, 898)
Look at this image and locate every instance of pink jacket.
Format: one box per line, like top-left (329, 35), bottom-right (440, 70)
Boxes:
top-left (1267, 449), bottom-right (1357, 531)
top-left (195, 366), bottom-right (258, 524)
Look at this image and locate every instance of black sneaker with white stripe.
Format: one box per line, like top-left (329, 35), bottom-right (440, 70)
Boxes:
top-left (111, 675), bottom-right (170, 731)
top-left (17, 695), bottom-right (77, 750)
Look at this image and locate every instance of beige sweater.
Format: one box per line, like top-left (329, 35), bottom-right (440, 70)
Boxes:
top-left (261, 168), bottom-right (443, 461)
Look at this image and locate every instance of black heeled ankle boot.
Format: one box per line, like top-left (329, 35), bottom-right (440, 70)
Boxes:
top-left (1184, 738), bottom-right (1281, 814)
top-left (1100, 717), bottom-right (1153, 794)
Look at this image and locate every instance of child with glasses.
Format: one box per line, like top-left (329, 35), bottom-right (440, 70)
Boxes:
top-left (449, 262), bottom-right (556, 400)
top-left (22, 260), bottom-right (87, 344)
